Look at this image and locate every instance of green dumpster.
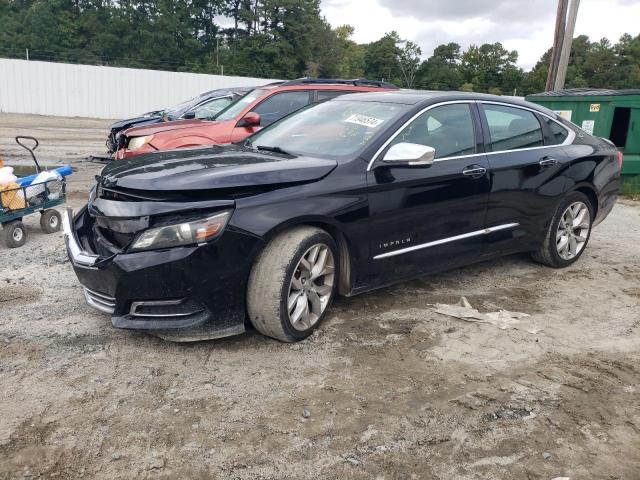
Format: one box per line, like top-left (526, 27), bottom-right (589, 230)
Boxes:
top-left (526, 89), bottom-right (640, 193)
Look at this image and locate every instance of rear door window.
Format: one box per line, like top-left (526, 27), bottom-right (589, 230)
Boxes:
top-left (252, 91), bottom-right (311, 126)
top-left (483, 104), bottom-right (544, 151)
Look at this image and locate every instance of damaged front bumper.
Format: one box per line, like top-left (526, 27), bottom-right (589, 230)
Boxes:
top-left (63, 207), bottom-right (262, 341)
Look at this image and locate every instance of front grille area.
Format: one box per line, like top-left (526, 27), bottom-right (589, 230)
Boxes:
top-left (84, 288), bottom-right (116, 314)
top-left (96, 227), bottom-right (135, 250)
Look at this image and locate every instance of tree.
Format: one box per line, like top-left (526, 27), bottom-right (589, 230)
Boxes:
top-left (614, 33), bottom-right (640, 88)
top-left (315, 25), bottom-right (364, 78)
top-left (416, 42), bottom-right (463, 90)
top-left (363, 31), bottom-right (402, 84)
top-left (1, 0), bottom-right (638, 91)
top-left (461, 42), bottom-right (523, 94)
top-left (397, 40), bottom-right (421, 88)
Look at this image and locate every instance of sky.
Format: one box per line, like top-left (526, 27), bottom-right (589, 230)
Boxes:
top-left (320, 0), bottom-right (640, 70)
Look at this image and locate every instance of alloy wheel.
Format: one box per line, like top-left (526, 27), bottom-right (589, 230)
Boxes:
top-left (287, 243), bottom-right (335, 331)
top-left (556, 201), bottom-right (591, 260)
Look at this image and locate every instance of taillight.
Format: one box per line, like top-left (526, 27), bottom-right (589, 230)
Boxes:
top-left (617, 150), bottom-right (624, 169)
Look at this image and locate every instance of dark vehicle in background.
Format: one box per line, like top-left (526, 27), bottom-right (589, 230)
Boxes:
top-left (64, 91), bottom-right (621, 343)
top-left (113, 78), bottom-right (398, 159)
top-left (106, 87), bottom-right (252, 153)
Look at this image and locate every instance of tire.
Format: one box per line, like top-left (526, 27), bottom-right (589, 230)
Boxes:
top-left (531, 191), bottom-right (594, 268)
top-left (40, 209), bottom-right (62, 234)
top-left (3, 220), bottom-right (27, 248)
top-left (247, 226), bottom-right (339, 342)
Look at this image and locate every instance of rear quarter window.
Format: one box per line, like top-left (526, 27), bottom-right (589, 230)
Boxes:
top-left (542, 117), bottom-right (569, 145)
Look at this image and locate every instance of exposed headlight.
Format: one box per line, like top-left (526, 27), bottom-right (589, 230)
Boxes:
top-left (127, 135), bottom-right (154, 150)
top-left (130, 211), bottom-right (231, 252)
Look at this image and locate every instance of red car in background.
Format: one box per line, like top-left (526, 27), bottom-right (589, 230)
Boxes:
top-left (114, 78), bottom-right (398, 159)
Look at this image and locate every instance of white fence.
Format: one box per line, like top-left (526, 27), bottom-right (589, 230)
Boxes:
top-left (0, 58), bottom-right (278, 119)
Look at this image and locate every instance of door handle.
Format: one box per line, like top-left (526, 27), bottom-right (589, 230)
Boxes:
top-left (462, 165), bottom-right (487, 177)
top-left (539, 157), bottom-right (559, 167)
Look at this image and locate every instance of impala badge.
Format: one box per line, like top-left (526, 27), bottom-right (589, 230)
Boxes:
top-left (379, 237), bottom-right (411, 250)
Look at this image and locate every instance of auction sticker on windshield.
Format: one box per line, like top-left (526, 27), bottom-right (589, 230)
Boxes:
top-left (344, 114), bottom-right (385, 128)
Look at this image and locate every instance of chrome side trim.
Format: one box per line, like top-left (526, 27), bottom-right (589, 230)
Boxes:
top-left (366, 99), bottom-right (575, 171)
top-left (63, 208), bottom-right (99, 267)
top-left (373, 223), bottom-right (520, 260)
top-left (84, 288), bottom-right (116, 314)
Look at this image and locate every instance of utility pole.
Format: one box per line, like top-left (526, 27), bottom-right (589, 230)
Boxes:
top-left (554, 0), bottom-right (580, 90)
top-left (26, 48), bottom-right (29, 61)
top-left (546, 0), bottom-right (568, 91)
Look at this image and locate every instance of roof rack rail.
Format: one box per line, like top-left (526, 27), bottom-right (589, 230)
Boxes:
top-left (262, 81), bottom-right (286, 87)
top-left (280, 77), bottom-right (398, 89)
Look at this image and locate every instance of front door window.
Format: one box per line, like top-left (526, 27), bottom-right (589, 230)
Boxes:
top-left (389, 103), bottom-right (477, 159)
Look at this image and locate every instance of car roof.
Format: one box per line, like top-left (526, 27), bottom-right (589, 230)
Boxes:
top-left (332, 90), bottom-right (558, 116)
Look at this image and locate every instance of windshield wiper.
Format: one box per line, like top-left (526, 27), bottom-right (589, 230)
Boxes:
top-left (256, 145), bottom-right (292, 156)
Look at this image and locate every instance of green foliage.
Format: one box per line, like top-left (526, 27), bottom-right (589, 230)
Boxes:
top-left (460, 43), bottom-right (523, 94)
top-left (397, 40), bottom-right (421, 88)
top-left (415, 43), bottom-right (463, 91)
top-left (363, 31), bottom-right (402, 84)
top-left (0, 1), bottom-right (639, 93)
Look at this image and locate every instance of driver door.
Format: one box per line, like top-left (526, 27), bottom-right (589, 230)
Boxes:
top-left (366, 102), bottom-right (491, 286)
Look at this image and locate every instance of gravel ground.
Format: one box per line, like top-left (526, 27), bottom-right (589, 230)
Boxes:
top-left (1, 113), bottom-right (639, 479)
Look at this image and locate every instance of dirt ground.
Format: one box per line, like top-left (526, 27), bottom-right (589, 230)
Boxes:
top-left (1, 113), bottom-right (639, 480)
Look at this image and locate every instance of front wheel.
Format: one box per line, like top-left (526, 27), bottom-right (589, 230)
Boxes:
top-left (531, 191), bottom-right (594, 268)
top-left (247, 226), bottom-right (338, 342)
top-left (3, 220), bottom-right (27, 248)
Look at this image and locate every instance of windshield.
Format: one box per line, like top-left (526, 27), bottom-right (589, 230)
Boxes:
top-left (247, 100), bottom-right (406, 159)
top-left (214, 89), bottom-right (266, 121)
top-left (162, 96), bottom-right (203, 117)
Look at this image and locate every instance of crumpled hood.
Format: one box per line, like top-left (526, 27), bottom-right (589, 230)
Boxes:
top-left (123, 118), bottom-right (222, 137)
top-left (109, 115), bottom-right (162, 132)
top-left (99, 144), bottom-right (338, 191)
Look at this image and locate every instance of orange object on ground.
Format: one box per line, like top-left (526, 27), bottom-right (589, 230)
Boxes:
top-left (1, 183), bottom-right (27, 210)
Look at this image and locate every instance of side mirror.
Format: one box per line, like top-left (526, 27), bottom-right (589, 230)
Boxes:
top-left (182, 111), bottom-right (196, 120)
top-left (240, 111), bottom-right (261, 127)
top-left (381, 142), bottom-right (436, 166)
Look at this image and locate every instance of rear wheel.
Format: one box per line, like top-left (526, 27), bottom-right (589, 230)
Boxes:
top-left (247, 226), bottom-right (338, 342)
top-left (3, 220), bottom-right (27, 248)
top-left (40, 209), bottom-right (61, 233)
top-left (531, 191), bottom-right (593, 268)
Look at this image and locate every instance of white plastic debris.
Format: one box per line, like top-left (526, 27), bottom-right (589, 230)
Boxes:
top-left (433, 296), bottom-right (541, 334)
top-left (0, 166), bottom-right (17, 186)
top-left (25, 170), bottom-right (62, 199)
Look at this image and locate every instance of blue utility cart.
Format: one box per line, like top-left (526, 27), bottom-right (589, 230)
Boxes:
top-left (0, 137), bottom-right (67, 248)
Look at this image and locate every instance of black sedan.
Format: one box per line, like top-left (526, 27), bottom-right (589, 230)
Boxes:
top-left (106, 87), bottom-right (252, 153)
top-left (64, 91), bottom-right (621, 342)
